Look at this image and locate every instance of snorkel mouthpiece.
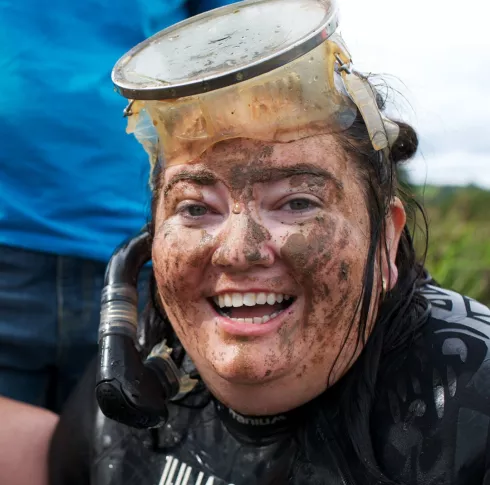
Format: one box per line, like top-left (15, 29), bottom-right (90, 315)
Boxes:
top-left (96, 231), bottom-right (189, 429)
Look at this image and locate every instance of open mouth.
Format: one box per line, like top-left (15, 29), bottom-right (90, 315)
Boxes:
top-left (209, 292), bottom-right (296, 324)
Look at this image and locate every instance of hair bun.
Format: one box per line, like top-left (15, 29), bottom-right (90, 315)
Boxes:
top-left (391, 121), bottom-right (418, 163)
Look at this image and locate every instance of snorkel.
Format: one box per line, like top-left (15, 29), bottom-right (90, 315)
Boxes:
top-left (96, 231), bottom-right (196, 429)
top-left (96, 0), bottom-right (400, 429)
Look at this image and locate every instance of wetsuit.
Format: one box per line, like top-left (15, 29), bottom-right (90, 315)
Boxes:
top-left (49, 285), bottom-right (490, 485)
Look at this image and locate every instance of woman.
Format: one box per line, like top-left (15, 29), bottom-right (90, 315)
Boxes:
top-left (49, 0), bottom-right (490, 484)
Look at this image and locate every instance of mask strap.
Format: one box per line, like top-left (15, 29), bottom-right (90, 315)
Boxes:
top-left (328, 36), bottom-right (399, 154)
top-left (124, 100), bottom-right (161, 188)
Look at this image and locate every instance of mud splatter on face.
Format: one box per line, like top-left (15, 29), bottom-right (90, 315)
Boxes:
top-left (151, 135), bottom-right (374, 416)
top-left (338, 223), bottom-right (351, 250)
top-left (280, 233), bottom-right (309, 270)
top-left (260, 145), bottom-right (274, 158)
top-left (231, 211), bottom-right (273, 265)
top-left (288, 174), bottom-right (327, 191)
top-left (339, 261), bottom-right (350, 282)
top-left (189, 230), bottom-right (214, 267)
top-left (279, 212), bottom-right (352, 346)
top-left (225, 158), bottom-right (342, 193)
top-left (248, 217), bottom-right (269, 244)
top-left (244, 250), bottom-right (262, 263)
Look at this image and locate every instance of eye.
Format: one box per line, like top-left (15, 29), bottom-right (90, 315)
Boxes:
top-left (187, 205), bottom-right (208, 217)
top-left (177, 203), bottom-right (209, 218)
top-left (282, 198), bottom-right (317, 212)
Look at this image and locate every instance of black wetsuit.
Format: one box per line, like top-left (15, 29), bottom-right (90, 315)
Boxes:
top-left (49, 285), bottom-right (490, 485)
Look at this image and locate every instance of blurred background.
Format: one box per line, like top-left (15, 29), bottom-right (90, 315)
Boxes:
top-left (341, 0), bottom-right (490, 305)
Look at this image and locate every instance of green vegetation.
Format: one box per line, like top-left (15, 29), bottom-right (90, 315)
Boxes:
top-left (408, 184), bottom-right (490, 305)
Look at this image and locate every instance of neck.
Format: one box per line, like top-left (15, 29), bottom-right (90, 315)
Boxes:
top-left (200, 368), bottom-right (327, 416)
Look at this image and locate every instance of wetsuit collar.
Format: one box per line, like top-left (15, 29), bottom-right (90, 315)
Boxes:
top-left (214, 399), bottom-right (305, 445)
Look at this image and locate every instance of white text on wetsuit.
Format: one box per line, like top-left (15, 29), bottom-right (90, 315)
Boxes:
top-left (159, 456), bottom-right (234, 485)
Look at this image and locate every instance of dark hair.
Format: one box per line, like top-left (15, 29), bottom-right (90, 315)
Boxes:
top-left (142, 78), bottom-right (430, 484)
top-left (331, 80), bottom-right (430, 483)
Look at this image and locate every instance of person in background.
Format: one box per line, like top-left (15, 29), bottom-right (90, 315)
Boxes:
top-left (0, 396), bottom-right (58, 485)
top-left (0, 0), bottom-right (237, 412)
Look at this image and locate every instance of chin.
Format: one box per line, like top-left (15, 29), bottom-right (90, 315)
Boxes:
top-left (210, 355), bottom-right (276, 385)
top-left (201, 332), bottom-right (289, 383)
top-left (209, 354), bottom-right (298, 392)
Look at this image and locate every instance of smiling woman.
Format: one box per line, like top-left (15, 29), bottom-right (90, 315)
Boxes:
top-left (150, 135), bottom-right (390, 413)
top-left (48, 1), bottom-right (490, 484)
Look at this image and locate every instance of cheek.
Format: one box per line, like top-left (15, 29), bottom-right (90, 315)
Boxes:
top-left (152, 226), bottom-right (216, 346)
top-left (280, 215), bottom-right (362, 291)
top-left (152, 222), bottom-right (215, 306)
top-left (280, 215), bottom-right (368, 348)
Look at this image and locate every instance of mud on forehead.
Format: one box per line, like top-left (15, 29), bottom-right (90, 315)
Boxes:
top-left (161, 135), bottom-right (350, 191)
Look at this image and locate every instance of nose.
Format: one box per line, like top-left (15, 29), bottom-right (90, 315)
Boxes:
top-left (211, 212), bottom-right (275, 271)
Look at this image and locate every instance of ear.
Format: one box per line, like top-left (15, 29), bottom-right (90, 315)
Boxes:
top-left (381, 197), bottom-right (406, 291)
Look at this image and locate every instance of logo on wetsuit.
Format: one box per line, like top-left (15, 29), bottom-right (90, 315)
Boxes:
top-left (159, 456), bottom-right (234, 485)
top-left (228, 408), bottom-right (287, 426)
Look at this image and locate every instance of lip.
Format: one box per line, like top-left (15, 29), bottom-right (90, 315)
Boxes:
top-left (209, 299), bottom-right (298, 337)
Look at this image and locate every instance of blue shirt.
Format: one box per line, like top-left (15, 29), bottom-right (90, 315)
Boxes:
top-left (0, 0), bottom-right (236, 262)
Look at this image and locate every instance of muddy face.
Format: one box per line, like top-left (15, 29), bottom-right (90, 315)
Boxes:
top-left (152, 135), bottom-right (372, 415)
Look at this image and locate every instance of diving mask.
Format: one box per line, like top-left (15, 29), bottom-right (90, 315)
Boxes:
top-left (112, 0), bottom-right (399, 181)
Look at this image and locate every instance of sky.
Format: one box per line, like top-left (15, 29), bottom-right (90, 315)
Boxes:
top-left (338, 0), bottom-right (490, 188)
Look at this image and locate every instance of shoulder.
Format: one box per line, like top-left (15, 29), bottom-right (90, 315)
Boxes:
top-left (419, 284), bottom-right (490, 402)
top-left (421, 284), bottom-right (490, 335)
top-left (371, 286), bottom-right (490, 484)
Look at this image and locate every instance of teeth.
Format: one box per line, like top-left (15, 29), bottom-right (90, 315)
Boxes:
top-left (243, 293), bottom-right (256, 306)
top-left (266, 293), bottom-right (276, 305)
top-left (214, 292), bottom-right (293, 308)
top-left (232, 293), bottom-right (243, 307)
top-left (225, 313), bottom-right (279, 325)
top-left (212, 292), bottom-right (294, 324)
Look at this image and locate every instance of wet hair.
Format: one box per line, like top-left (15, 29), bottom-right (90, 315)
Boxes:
top-left (141, 77), bottom-right (430, 484)
top-left (331, 77), bottom-right (430, 483)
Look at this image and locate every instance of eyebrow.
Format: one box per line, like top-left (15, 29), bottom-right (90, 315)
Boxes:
top-left (163, 170), bottom-right (218, 196)
top-left (253, 164), bottom-right (343, 191)
top-left (163, 163), bottom-right (343, 195)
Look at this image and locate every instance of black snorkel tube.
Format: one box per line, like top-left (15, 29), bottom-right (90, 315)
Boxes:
top-left (95, 230), bottom-right (196, 429)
